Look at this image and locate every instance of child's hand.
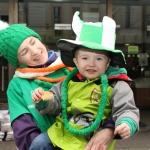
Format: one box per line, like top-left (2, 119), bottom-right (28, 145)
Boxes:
top-left (32, 87), bottom-right (44, 103)
top-left (114, 123), bottom-right (130, 139)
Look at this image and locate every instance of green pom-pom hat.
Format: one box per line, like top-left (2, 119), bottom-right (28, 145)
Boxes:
top-left (0, 22), bottom-right (41, 68)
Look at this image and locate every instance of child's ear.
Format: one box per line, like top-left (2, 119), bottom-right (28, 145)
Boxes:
top-left (107, 59), bottom-right (111, 68)
top-left (73, 58), bottom-right (77, 66)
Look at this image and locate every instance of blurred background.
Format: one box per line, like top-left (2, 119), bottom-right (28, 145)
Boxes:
top-left (0, 0), bottom-right (150, 109)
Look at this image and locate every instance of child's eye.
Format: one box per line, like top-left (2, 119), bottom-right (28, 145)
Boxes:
top-left (97, 58), bottom-right (102, 60)
top-left (82, 57), bottom-right (87, 60)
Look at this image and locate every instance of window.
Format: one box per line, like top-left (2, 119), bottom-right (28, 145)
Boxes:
top-left (54, 7), bottom-right (61, 37)
top-left (73, 7), bottom-right (80, 15)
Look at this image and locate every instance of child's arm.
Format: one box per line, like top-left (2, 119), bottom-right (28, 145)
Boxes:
top-left (111, 81), bottom-right (139, 137)
top-left (32, 81), bottom-right (63, 115)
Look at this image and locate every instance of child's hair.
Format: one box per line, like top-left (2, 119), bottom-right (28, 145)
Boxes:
top-left (72, 46), bottom-right (80, 58)
top-left (73, 46), bottom-right (111, 59)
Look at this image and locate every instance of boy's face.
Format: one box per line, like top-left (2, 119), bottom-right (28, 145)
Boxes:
top-left (17, 36), bottom-right (48, 66)
top-left (73, 48), bottom-right (110, 80)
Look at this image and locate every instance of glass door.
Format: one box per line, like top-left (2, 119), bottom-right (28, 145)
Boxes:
top-left (0, 54), bottom-right (8, 103)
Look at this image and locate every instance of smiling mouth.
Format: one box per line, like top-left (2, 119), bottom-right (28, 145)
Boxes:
top-left (87, 69), bottom-right (96, 73)
top-left (33, 52), bottom-right (42, 61)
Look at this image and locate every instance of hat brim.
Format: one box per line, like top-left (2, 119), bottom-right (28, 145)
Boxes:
top-left (57, 39), bottom-right (126, 67)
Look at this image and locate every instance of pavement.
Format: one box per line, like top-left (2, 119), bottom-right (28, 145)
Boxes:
top-left (0, 141), bottom-right (17, 150)
top-left (0, 110), bottom-right (150, 150)
top-left (0, 130), bottom-right (150, 150)
top-left (114, 130), bottom-right (150, 150)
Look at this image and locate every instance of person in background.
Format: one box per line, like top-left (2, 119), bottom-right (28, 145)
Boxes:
top-left (0, 19), bottom-right (116, 150)
top-left (32, 11), bottom-right (139, 150)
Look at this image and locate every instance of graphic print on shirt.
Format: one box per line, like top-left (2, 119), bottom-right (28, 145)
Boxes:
top-left (90, 88), bottom-right (101, 104)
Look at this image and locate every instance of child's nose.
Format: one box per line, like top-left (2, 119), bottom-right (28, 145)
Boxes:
top-left (88, 60), bottom-right (95, 66)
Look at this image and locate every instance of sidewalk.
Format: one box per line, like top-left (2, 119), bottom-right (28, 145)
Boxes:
top-left (0, 130), bottom-right (150, 150)
top-left (0, 109), bottom-right (150, 150)
top-left (0, 141), bottom-right (17, 150)
top-left (114, 130), bottom-right (150, 150)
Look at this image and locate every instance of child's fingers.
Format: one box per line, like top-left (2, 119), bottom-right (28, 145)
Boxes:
top-left (114, 123), bottom-right (127, 134)
top-left (119, 126), bottom-right (130, 139)
top-left (37, 88), bottom-right (44, 95)
top-left (32, 88), bottom-right (44, 102)
top-left (119, 132), bottom-right (130, 139)
top-left (114, 125), bottom-right (124, 135)
top-left (33, 94), bottom-right (41, 102)
top-left (114, 123), bottom-right (130, 139)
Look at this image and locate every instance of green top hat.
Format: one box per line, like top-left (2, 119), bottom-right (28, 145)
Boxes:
top-left (56, 11), bottom-right (126, 67)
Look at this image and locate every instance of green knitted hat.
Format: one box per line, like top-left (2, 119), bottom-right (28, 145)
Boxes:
top-left (0, 21), bottom-right (41, 68)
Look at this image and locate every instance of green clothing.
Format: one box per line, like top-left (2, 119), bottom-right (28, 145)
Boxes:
top-left (67, 80), bottom-right (113, 120)
top-left (47, 80), bottom-right (114, 149)
top-left (35, 67), bottom-right (139, 150)
top-left (7, 77), bottom-right (54, 132)
top-left (48, 117), bottom-right (116, 150)
top-left (7, 68), bottom-right (68, 132)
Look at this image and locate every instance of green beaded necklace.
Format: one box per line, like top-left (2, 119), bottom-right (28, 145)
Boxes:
top-left (61, 67), bottom-right (109, 136)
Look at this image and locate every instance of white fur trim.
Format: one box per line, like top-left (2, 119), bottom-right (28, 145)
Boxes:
top-left (0, 20), bottom-right (9, 30)
top-left (72, 11), bottom-right (83, 42)
top-left (101, 16), bottom-right (116, 49)
top-left (14, 71), bottom-right (52, 78)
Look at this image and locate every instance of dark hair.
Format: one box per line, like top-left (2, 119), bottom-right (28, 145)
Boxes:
top-left (72, 46), bottom-right (112, 60)
top-left (72, 46), bottom-right (80, 58)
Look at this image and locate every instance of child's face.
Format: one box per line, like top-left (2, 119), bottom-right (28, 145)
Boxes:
top-left (17, 36), bottom-right (48, 66)
top-left (73, 48), bottom-right (110, 80)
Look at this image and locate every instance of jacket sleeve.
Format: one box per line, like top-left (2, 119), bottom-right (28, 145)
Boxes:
top-left (110, 81), bottom-right (139, 131)
top-left (12, 114), bottom-right (41, 150)
top-left (35, 81), bottom-right (63, 116)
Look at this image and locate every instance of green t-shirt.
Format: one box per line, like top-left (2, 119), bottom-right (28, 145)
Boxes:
top-left (7, 68), bottom-right (69, 132)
